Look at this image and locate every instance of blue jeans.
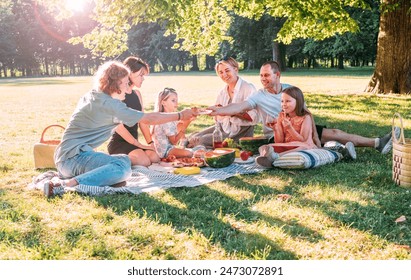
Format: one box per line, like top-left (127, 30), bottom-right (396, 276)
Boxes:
top-left (57, 151), bottom-right (132, 186)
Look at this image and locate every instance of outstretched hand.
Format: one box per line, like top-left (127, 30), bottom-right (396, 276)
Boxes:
top-left (207, 105), bottom-right (222, 116)
top-left (180, 108), bottom-right (198, 120)
top-left (265, 115), bottom-right (278, 130)
top-left (266, 122), bottom-right (277, 130)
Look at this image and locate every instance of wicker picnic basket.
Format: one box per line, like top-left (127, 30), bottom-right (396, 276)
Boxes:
top-left (392, 113), bottom-right (411, 187)
top-left (33, 125), bottom-right (65, 169)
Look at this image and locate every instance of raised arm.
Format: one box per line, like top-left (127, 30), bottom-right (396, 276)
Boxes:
top-left (167, 123), bottom-right (187, 145)
top-left (304, 106), bottom-right (321, 147)
top-left (273, 121), bottom-right (285, 143)
top-left (208, 100), bottom-right (253, 116)
top-left (282, 114), bottom-right (313, 143)
top-left (309, 115), bottom-right (321, 147)
top-left (135, 91), bottom-right (154, 145)
top-left (140, 123), bottom-right (153, 144)
top-left (139, 108), bottom-right (196, 125)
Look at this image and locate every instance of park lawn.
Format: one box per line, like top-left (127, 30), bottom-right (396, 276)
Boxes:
top-left (0, 71), bottom-right (410, 260)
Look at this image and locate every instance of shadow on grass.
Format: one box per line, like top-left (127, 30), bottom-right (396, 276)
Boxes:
top-left (309, 195), bottom-right (411, 246)
top-left (40, 148), bottom-right (410, 259)
top-left (92, 177), bottom-right (327, 259)
top-left (49, 97), bottom-right (411, 258)
top-left (88, 127), bottom-right (411, 259)
top-left (282, 152), bottom-right (411, 247)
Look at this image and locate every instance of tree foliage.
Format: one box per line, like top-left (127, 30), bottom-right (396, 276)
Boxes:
top-left (37, 0), bottom-right (370, 57)
top-left (126, 22), bottom-right (191, 71)
top-left (0, 0), bottom-right (98, 77)
top-left (1, 0), bottom-right (383, 76)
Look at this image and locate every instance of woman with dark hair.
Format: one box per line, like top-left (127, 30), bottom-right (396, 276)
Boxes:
top-left (107, 56), bottom-right (160, 166)
top-left (44, 61), bottom-right (196, 197)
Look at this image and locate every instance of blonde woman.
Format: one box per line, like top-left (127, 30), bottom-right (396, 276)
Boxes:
top-left (187, 56), bottom-right (258, 148)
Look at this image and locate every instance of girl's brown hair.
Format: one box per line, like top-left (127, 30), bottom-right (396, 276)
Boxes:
top-left (94, 61), bottom-right (130, 95)
top-left (282, 86), bottom-right (310, 116)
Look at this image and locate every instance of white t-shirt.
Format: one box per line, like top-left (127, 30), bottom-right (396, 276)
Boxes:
top-left (55, 90), bottom-right (143, 164)
top-left (246, 83), bottom-right (292, 137)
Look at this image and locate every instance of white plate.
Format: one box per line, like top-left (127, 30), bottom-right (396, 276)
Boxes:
top-left (148, 164), bottom-right (175, 173)
top-left (234, 156), bottom-right (255, 164)
top-left (198, 109), bottom-right (212, 115)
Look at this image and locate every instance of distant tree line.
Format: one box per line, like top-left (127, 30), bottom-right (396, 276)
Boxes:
top-left (0, 0), bottom-right (379, 78)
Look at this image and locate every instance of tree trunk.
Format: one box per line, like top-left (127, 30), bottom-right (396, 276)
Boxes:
top-left (162, 62), bottom-right (169, 72)
top-left (366, 0), bottom-right (411, 94)
top-left (191, 55), bottom-right (199, 71)
top-left (70, 62), bottom-right (75, 75)
top-left (337, 54), bottom-right (344, 69)
top-left (206, 55), bottom-right (215, 70)
top-left (44, 57), bottom-right (49, 76)
top-left (272, 41), bottom-right (286, 71)
top-left (287, 56), bottom-right (294, 68)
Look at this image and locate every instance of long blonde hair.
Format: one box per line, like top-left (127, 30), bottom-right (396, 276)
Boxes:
top-left (151, 87), bottom-right (178, 135)
top-left (154, 87), bottom-right (178, 112)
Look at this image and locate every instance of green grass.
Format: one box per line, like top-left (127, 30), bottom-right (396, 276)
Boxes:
top-left (0, 72), bottom-right (410, 260)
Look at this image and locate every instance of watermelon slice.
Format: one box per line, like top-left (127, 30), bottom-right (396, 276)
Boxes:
top-left (204, 149), bottom-right (235, 168)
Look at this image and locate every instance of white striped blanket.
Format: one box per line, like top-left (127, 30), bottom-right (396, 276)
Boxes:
top-left (28, 162), bottom-right (264, 196)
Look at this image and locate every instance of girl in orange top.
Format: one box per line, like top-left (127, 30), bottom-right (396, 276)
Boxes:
top-left (256, 86), bottom-right (317, 167)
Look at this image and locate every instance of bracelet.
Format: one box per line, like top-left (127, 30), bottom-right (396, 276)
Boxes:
top-left (178, 112), bottom-right (182, 121)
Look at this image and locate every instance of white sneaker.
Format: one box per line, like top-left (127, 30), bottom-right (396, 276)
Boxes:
top-left (255, 145), bottom-right (279, 168)
top-left (258, 145), bottom-right (273, 156)
top-left (377, 126), bottom-right (400, 154)
top-left (255, 156), bottom-right (274, 168)
top-left (344, 142), bottom-right (357, 160)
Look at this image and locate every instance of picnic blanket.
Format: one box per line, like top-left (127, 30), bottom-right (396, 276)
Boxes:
top-left (28, 161), bottom-right (264, 196)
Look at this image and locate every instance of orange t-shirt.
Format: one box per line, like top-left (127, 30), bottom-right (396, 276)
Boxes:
top-left (278, 111), bottom-right (308, 143)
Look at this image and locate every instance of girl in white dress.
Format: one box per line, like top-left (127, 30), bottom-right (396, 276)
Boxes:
top-left (152, 88), bottom-right (195, 159)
